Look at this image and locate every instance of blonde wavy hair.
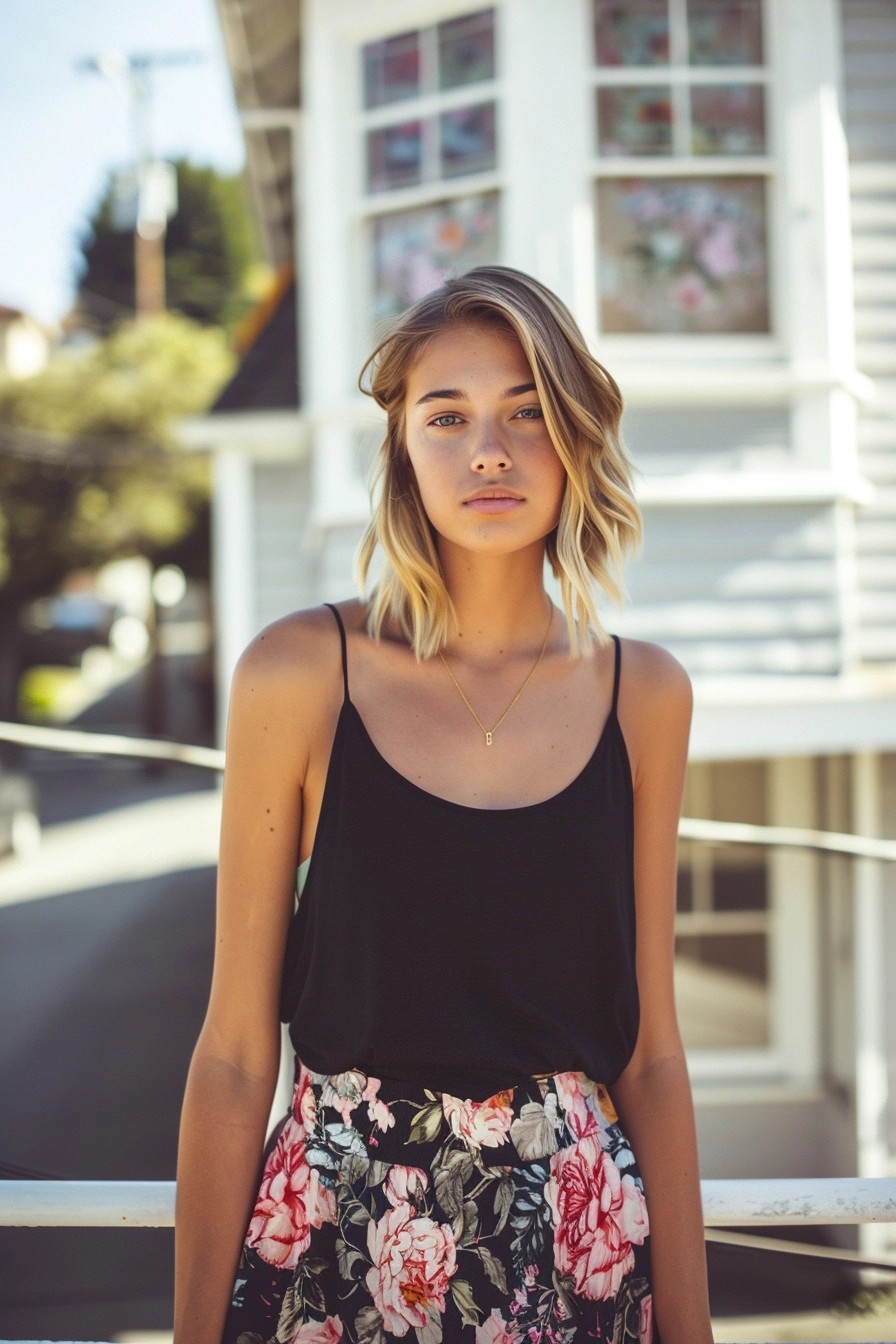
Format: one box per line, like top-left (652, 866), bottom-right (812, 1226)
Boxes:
top-left (356, 266), bottom-right (642, 658)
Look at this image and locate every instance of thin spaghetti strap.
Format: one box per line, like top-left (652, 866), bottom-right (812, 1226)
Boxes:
top-left (323, 602), bottom-right (350, 703)
top-left (610, 633), bottom-right (622, 718)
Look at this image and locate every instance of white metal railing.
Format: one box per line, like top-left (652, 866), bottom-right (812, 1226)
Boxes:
top-left (0, 718), bottom-right (224, 770)
top-left (2, 1175), bottom-right (895, 1229)
top-left (2, 719), bottom-right (896, 862)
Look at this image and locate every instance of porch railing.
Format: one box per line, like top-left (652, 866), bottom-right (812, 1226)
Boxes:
top-left (1, 1174), bottom-right (894, 1230)
top-left (2, 720), bottom-right (896, 1341)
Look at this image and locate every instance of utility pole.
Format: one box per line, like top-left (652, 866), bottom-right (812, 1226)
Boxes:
top-left (76, 50), bottom-right (204, 318)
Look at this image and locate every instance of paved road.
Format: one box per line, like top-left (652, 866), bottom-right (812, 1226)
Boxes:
top-left (0, 658), bottom-right (220, 1340)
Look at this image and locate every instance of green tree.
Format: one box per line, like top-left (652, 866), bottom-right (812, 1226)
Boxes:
top-left (0, 313), bottom-right (235, 717)
top-left (76, 159), bottom-right (265, 332)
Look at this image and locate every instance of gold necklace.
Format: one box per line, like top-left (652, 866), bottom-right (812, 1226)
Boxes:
top-left (438, 604), bottom-right (554, 746)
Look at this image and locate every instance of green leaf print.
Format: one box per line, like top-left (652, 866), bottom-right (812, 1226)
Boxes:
top-left (408, 1100), bottom-right (443, 1144)
top-left (510, 1099), bottom-right (560, 1161)
top-left (449, 1276), bottom-right (482, 1327)
top-left (477, 1243), bottom-right (509, 1295)
top-left (354, 1303), bottom-right (386, 1344)
top-left (433, 1146), bottom-right (473, 1218)
top-left (336, 1236), bottom-right (369, 1282)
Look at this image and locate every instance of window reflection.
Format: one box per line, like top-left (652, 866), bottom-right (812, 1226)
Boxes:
top-left (687, 0), bottom-right (763, 65)
top-left (597, 86), bottom-right (673, 155)
top-left (440, 102), bottom-right (497, 177)
top-left (597, 175), bottom-right (769, 333)
top-left (438, 9), bottom-right (496, 89)
top-left (594, 0), bottom-right (670, 66)
top-left (691, 84), bottom-right (765, 154)
top-left (372, 192), bottom-right (500, 324)
top-left (363, 30), bottom-right (420, 109)
top-left (367, 122), bottom-right (423, 194)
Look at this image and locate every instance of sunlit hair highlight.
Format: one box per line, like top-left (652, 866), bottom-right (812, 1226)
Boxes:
top-left (356, 265), bottom-right (642, 659)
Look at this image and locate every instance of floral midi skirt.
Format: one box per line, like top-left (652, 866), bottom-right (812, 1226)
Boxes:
top-left (221, 1058), bottom-right (654, 1344)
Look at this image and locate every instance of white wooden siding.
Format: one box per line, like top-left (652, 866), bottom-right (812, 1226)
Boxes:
top-left (251, 461), bottom-right (315, 630)
top-left (623, 407), bottom-right (791, 477)
top-left (614, 503), bottom-right (842, 674)
top-left (842, 0), bottom-right (896, 664)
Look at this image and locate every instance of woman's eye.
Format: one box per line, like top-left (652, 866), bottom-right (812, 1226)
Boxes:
top-left (430, 414), bottom-right (463, 427)
top-left (514, 405), bottom-right (543, 420)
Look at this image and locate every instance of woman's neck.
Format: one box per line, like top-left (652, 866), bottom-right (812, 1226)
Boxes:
top-left (438, 543), bottom-right (555, 662)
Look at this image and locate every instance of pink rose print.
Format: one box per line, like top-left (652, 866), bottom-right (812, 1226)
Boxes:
top-left (384, 1164), bottom-right (430, 1209)
top-left (292, 1066), bottom-right (318, 1135)
top-left (365, 1201), bottom-right (457, 1337)
top-left (546, 1135), bottom-right (649, 1301)
top-left (639, 1293), bottom-right (654, 1343)
top-left (289, 1318), bottom-right (344, 1343)
top-left (553, 1073), bottom-right (618, 1144)
top-left (476, 1307), bottom-right (521, 1342)
top-left (442, 1090), bottom-right (513, 1150)
top-left (245, 1117), bottom-right (337, 1269)
top-left (363, 1074), bottom-right (395, 1132)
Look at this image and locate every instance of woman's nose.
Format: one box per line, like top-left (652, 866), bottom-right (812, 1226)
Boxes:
top-left (470, 426), bottom-right (511, 473)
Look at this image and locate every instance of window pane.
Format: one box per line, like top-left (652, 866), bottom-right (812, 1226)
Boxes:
top-left (363, 30), bottom-right (420, 108)
top-left (597, 86), bottom-right (673, 155)
top-left (367, 121), bottom-right (423, 193)
top-left (691, 84), bottom-right (765, 154)
top-left (440, 102), bottom-right (497, 178)
top-left (593, 0), bottom-right (670, 66)
top-left (372, 192), bottom-right (500, 325)
top-left (597, 175), bottom-right (769, 333)
top-left (687, 0), bottom-right (763, 65)
top-left (438, 9), bottom-right (495, 89)
top-left (675, 931), bottom-right (769, 1048)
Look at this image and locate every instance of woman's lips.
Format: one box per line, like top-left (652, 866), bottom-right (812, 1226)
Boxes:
top-left (463, 496), bottom-right (524, 514)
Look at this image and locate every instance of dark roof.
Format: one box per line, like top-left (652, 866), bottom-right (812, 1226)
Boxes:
top-left (212, 278), bottom-right (299, 413)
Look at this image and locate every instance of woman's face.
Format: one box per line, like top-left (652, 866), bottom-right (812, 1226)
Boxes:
top-left (402, 322), bottom-right (567, 559)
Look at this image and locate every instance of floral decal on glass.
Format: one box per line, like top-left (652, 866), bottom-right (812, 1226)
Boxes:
top-left (372, 192), bottom-right (500, 326)
top-left (597, 175), bottom-right (769, 333)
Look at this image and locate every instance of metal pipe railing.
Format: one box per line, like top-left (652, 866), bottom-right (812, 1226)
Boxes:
top-left (1, 1175), bottom-right (895, 1229)
top-left (2, 720), bottom-right (894, 862)
top-left (0, 719), bottom-right (224, 771)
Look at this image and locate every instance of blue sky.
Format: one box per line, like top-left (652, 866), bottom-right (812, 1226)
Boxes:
top-left (0, 0), bottom-right (245, 323)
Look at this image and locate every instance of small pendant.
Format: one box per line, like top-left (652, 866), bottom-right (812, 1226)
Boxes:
top-left (485, 732), bottom-right (493, 746)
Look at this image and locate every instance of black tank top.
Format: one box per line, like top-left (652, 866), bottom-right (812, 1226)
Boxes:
top-left (279, 604), bottom-right (639, 1100)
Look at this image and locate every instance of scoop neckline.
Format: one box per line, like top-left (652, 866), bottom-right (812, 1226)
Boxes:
top-left (344, 697), bottom-right (621, 817)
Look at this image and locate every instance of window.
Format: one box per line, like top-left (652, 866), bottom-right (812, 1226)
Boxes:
top-left (371, 193), bottom-right (500, 326)
top-left (676, 761), bottom-right (770, 1052)
top-left (592, 0), bottom-right (772, 334)
top-left (360, 10), bottom-right (500, 326)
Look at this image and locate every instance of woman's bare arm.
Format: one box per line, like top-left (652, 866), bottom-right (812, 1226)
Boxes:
top-left (173, 612), bottom-right (337, 1344)
top-left (611, 642), bottom-right (714, 1344)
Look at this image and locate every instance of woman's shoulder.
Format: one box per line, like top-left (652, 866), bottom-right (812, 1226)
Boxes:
top-left (616, 635), bottom-right (692, 710)
top-left (230, 599), bottom-right (367, 712)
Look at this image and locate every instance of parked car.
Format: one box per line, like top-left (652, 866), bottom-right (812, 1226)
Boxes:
top-left (20, 593), bottom-right (121, 669)
top-left (0, 764), bottom-right (41, 859)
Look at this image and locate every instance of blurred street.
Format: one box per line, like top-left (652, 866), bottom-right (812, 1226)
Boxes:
top-left (0, 654), bottom-right (219, 1339)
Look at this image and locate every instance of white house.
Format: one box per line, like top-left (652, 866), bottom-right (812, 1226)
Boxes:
top-left (191, 0), bottom-right (896, 1256)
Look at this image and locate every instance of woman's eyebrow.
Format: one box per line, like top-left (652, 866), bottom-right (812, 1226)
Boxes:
top-left (415, 387), bottom-right (463, 406)
top-left (414, 381), bottom-right (537, 407)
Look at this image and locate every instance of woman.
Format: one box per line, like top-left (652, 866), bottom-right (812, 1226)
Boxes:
top-left (174, 266), bottom-right (714, 1344)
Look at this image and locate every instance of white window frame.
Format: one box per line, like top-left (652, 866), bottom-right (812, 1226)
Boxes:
top-left (680, 755), bottom-right (821, 1087)
top-left (353, 5), bottom-right (505, 367)
top-left (588, 0), bottom-right (782, 358)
